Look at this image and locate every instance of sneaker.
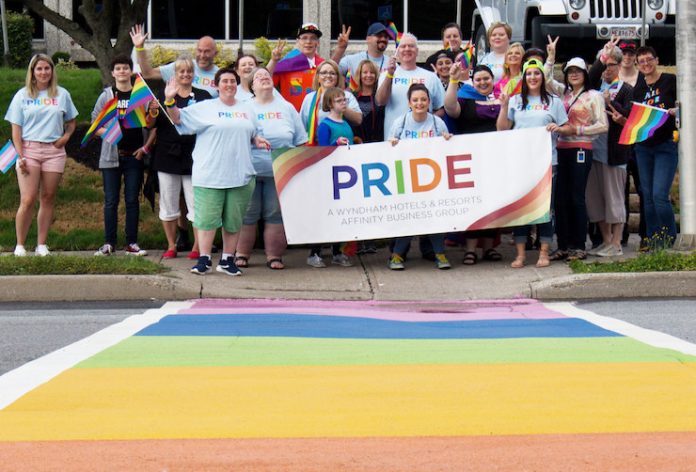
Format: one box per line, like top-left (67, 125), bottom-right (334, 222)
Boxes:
top-left (191, 255), bottom-right (211, 275)
top-left (13, 245), bottom-right (27, 257)
top-left (94, 244), bottom-right (113, 256)
top-left (388, 254), bottom-right (405, 270)
top-left (162, 249), bottom-right (177, 259)
top-left (35, 244), bottom-right (51, 257)
top-left (588, 243), bottom-right (609, 256)
top-left (306, 253), bottom-right (326, 268)
top-left (332, 253), bottom-right (353, 267)
top-left (216, 257), bottom-right (242, 276)
top-left (435, 253), bottom-right (451, 270)
top-left (596, 245), bottom-right (624, 257)
top-left (125, 243), bottom-right (147, 256)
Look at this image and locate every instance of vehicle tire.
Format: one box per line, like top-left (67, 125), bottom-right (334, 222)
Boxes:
top-left (474, 24), bottom-right (488, 62)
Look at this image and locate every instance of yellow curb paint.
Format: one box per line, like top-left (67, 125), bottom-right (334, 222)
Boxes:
top-left (1, 363), bottom-right (696, 441)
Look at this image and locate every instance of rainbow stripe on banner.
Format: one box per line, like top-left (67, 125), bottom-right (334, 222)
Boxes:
top-left (618, 102), bottom-right (670, 145)
top-left (386, 22), bottom-right (403, 47)
top-left (125, 74), bottom-right (157, 116)
top-left (81, 97), bottom-right (118, 147)
top-left (102, 118), bottom-right (122, 146)
top-left (121, 106), bottom-right (148, 129)
top-left (467, 166), bottom-right (552, 230)
top-left (0, 140), bottom-right (19, 173)
top-left (272, 146), bottom-right (337, 196)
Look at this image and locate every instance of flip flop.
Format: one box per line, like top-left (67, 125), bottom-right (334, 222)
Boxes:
top-left (266, 258), bottom-right (285, 270)
top-left (234, 255), bottom-right (249, 268)
top-left (462, 251), bottom-right (478, 265)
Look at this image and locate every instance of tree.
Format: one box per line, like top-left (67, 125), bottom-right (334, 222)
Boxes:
top-left (21, 0), bottom-right (148, 84)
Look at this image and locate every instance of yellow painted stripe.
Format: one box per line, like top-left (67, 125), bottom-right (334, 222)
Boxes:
top-left (1, 363), bottom-right (696, 441)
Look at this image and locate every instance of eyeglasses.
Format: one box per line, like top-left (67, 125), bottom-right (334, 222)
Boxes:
top-left (333, 98), bottom-right (346, 103)
top-left (318, 71), bottom-right (337, 76)
top-left (637, 57), bottom-right (656, 66)
top-left (605, 63), bottom-right (619, 68)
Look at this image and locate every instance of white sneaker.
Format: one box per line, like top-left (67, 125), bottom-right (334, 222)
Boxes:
top-left (13, 245), bottom-right (26, 257)
top-left (306, 254), bottom-right (326, 268)
top-left (588, 243), bottom-right (609, 256)
top-left (35, 244), bottom-right (51, 257)
top-left (596, 245), bottom-right (623, 257)
top-left (125, 243), bottom-right (148, 256)
top-left (94, 243), bottom-right (114, 256)
top-left (332, 253), bottom-right (353, 267)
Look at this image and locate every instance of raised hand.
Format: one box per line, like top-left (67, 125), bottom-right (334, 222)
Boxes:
top-left (602, 35), bottom-right (621, 60)
top-left (546, 35), bottom-right (559, 63)
top-left (130, 24), bottom-right (148, 48)
top-left (336, 25), bottom-right (352, 49)
top-left (499, 92), bottom-right (510, 109)
top-left (164, 77), bottom-right (178, 101)
top-left (449, 61), bottom-right (462, 81)
top-left (271, 39), bottom-right (287, 62)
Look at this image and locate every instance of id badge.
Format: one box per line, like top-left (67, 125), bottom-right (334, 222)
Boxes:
top-left (577, 150), bottom-right (586, 163)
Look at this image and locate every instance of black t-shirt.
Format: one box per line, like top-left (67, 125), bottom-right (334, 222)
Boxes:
top-left (452, 98), bottom-right (499, 134)
top-left (115, 88), bottom-right (145, 153)
top-left (151, 87), bottom-right (212, 174)
top-left (351, 93), bottom-right (384, 144)
top-left (632, 72), bottom-right (677, 146)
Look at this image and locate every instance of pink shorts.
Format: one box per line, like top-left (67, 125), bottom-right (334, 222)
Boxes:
top-left (22, 141), bottom-right (67, 173)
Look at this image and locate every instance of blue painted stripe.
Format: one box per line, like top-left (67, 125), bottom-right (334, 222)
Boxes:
top-left (135, 314), bottom-right (621, 339)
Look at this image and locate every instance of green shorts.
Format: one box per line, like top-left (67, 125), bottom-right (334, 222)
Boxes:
top-left (193, 181), bottom-right (256, 232)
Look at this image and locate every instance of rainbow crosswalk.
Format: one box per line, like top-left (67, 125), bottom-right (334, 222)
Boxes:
top-left (1, 299), bottom-right (695, 469)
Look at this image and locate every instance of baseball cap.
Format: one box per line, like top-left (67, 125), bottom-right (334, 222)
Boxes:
top-left (297, 23), bottom-right (322, 38)
top-left (563, 57), bottom-right (587, 72)
top-left (619, 40), bottom-right (637, 53)
top-left (367, 22), bottom-right (388, 36)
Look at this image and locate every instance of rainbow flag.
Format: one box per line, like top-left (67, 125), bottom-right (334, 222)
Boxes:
top-left (0, 140), bottom-right (19, 173)
top-left (608, 77), bottom-right (620, 90)
top-left (507, 76), bottom-right (523, 96)
top-left (444, 41), bottom-right (453, 52)
top-left (121, 106), bottom-right (148, 129)
top-left (345, 70), bottom-right (359, 92)
top-left (386, 22), bottom-right (403, 47)
top-left (102, 118), bottom-right (122, 146)
top-left (125, 74), bottom-right (157, 116)
top-left (618, 102), bottom-right (670, 145)
top-left (306, 89), bottom-right (323, 145)
top-left (460, 41), bottom-right (475, 68)
top-left (81, 97), bottom-right (118, 147)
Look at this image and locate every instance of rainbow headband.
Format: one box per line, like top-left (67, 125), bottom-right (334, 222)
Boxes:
top-left (522, 59), bottom-right (544, 75)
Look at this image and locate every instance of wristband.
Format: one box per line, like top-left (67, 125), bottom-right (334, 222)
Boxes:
top-left (142, 145), bottom-right (150, 154)
top-left (135, 46), bottom-right (145, 52)
top-left (386, 73), bottom-right (394, 80)
top-left (449, 79), bottom-right (459, 84)
top-left (164, 98), bottom-right (176, 107)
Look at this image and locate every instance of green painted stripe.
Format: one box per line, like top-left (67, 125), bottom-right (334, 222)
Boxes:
top-left (76, 336), bottom-right (696, 368)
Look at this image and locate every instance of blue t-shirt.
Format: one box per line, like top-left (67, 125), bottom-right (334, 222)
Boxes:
top-left (5, 87), bottom-right (78, 142)
top-left (250, 97), bottom-right (308, 176)
top-left (388, 113), bottom-right (448, 140)
top-left (161, 62), bottom-right (219, 97)
top-left (507, 94), bottom-right (568, 165)
top-left (317, 117), bottom-right (354, 146)
top-left (176, 99), bottom-right (258, 188)
top-left (338, 52), bottom-right (390, 77)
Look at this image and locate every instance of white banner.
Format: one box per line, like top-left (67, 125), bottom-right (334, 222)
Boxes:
top-left (273, 127), bottom-right (552, 244)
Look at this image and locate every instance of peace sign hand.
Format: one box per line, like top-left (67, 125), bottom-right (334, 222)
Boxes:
top-left (337, 25), bottom-right (352, 49)
top-left (602, 35), bottom-right (621, 61)
top-left (546, 35), bottom-right (559, 63)
top-left (271, 39), bottom-right (287, 62)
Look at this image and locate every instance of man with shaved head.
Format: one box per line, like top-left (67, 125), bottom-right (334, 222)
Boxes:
top-left (130, 24), bottom-right (220, 97)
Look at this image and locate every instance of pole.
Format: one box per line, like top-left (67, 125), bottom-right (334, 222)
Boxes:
top-left (0, 0), bottom-right (10, 66)
top-left (675, 0), bottom-right (696, 250)
top-left (640, 0), bottom-right (647, 47)
top-left (237, 0), bottom-right (243, 53)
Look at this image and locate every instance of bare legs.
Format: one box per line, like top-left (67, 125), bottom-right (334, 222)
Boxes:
top-left (16, 168), bottom-right (62, 247)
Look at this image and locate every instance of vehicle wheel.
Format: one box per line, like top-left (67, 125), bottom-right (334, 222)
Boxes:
top-left (474, 24), bottom-right (488, 62)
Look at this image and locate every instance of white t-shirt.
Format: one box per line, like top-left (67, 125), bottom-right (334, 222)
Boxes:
top-left (176, 99), bottom-right (258, 188)
top-left (250, 98), bottom-right (308, 176)
top-left (339, 52), bottom-right (390, 77)
top-left (507, 94), bottom-right (568, 165)
top-left (388, 113), bottom-right (448, 140)
top-left (161, 62), bottom-right (219, 97)
top-left (5, 87), bottom-right (78, 142)
top-left (378, 66), bottom-right (445, 140)
top-left (479, 51), bottom-right (506, 83)
top-left (299, 89), bottom-right (361, 131)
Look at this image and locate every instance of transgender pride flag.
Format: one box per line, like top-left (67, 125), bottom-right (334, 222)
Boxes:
top-left (0, 141), bottom-right (19, 174)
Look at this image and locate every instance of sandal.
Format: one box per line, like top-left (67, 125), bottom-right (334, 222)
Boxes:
top-left (266, 258), bottom-right (284, 270)
top-left (462, 251), bottom-right (478, 265)
top-left (549, 250), bottom-right (568, 261)
top-left (536, 252), bottom-right (550, 268)
top-left (234, 255), bottom-right (249, 268)
top-left (510, 256), bottom-right (526, 269)
top-left (482, 248), bottom-right (502, 261)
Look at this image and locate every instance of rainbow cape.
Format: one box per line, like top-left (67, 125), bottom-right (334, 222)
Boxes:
top-left (386, 22), bottom-right (403, 47)
top-left (274, 49), bottom-right (320, 74)
top-left (121, 106), bottom-right (148, 129)
top-left (306, 89), bottom-right (322, 145)
top-left (618, 102), bottom-right (670, 145)
top-left (81, 97), bottom-right (118, 147)
top-left (125, 74), bottom-right (157, 116)
top-left (0, 140), bottom-right (19, 173)
top-left (345, 70), bottom-right (359, 92)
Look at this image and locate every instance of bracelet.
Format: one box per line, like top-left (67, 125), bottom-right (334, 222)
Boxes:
top-left (135, 46), bottom-right (145, 52)
top-left (386, 73), bottom-right (394, 79)
top-left (163, 98), bottom-right (176, 107)
top-left (142, 145), bottom-right (150, 154)
top-left (449, 79), bottom-right (459, 84)
top-left (149, 108), bottom-right (160, 118)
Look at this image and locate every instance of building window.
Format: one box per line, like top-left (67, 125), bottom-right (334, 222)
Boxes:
top-left (8, 0), bottom-right (44, 39)
top-left (331, 0), bottom-right (403, 39)
top-left (151, 0), bottom-right (231, 39)
top-left (245, 0), bottom-right (302, 39)
top-left (407, 0), bottom-right (457, 41)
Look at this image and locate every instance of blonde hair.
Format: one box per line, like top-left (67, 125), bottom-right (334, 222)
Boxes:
top-left (174, 56), bottom-right (195, 74)
top-left (25, 54), bottom-right (58, 99)
top-left (487, 22), bottom-right (512, 40)
top-left (312, 59), bottom-right (344, 90)
top-left (354, 59), bottom-right (379, 93)
top-left (503, 42), bottom-right (525, 78)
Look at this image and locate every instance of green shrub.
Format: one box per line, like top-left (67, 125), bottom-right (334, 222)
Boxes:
top-left (254, 37), bottom-right (293, 66)
top-left (55, 58), bottom-right (79, 71)
top-left (0, 12), bottom-right (34, 68)
top-left (148, 42), bottom-right (235, 68)
top-left (52, 51), bottom-right (71, 64)
top-left (149, 45), bottom-right (178, 68)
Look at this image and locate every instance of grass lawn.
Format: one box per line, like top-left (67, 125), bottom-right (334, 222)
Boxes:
top-left (0, 254), bottom-right (165, 275)
top-left (570, 250), bottom-right (696, 273)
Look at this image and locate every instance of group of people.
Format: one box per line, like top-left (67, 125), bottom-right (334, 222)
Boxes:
top-left (5, 19), bottom-right (678, 276)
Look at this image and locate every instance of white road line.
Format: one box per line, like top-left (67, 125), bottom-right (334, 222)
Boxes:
top-left (546, 302), bottom-right (696, 356)
top-left (0, 301), bottom-right (194, 410)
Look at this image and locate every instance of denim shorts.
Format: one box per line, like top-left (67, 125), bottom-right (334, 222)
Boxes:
top-left (22, 141), bottom-right (67, 173)
top-left (242, 176), bottom-right (283, 225)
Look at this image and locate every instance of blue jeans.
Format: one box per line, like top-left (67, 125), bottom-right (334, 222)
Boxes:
top-left (634, 140), bottom-right (678, 245)
top-left (555, 148), bottom-right (593, 251)
top-left (102, 156), bottom-right (144, 246)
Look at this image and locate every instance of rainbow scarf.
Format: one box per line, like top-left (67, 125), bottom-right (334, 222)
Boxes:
top-left (306, 89), bottom-right (323, 145)
top-left (81, 97), bottom-right (118, 147)
top-left (507, 75), bottom-right (523, 96)
top-left (345, 70), bottom-right (359, 92)
top-left (618, 102), bottom-right (670, 145)
top-left (125, 74), bottom-right (157, 115)
top-left (386, 22), bottom-right (403, 47)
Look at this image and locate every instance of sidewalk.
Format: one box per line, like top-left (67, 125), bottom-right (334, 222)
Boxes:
top-left (2, 236), bottom-right (695, 302)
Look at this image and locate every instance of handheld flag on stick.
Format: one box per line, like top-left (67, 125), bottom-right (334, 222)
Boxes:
top-left (444, 41), bottom-right (453, 52)
top-left (608, 77), bottom-right (620, 90)
top-left (125, 74), bottom-right (158, 115)
top-left (345, 70), bottom-right (359, 92)
top-left (460, 41), bottom-right (475, 69)
top-left (121, 106), bottom-right (148, 129)
top-left (81, 97), bottom-right (118, 147)
top-left (0, 140), bottom-right (19, 173)
top-left (386, 22), bottom-right (403, 47)
top-left (618, 102), bottom-right (670, 145)
top-left (102, 118), bottom-right (123, 146)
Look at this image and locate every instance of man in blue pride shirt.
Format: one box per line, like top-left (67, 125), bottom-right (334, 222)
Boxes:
top-left (130, 24), bottom-right (219, 97)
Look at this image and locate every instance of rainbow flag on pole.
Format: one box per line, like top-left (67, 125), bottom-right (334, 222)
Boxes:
top-left (0, 141), bottom-right (19, 173)
top-left (125, 74), bottom-right (157, 116)
top-left (618, 102), bottom-right (670, 145)
top-left (81, 97), bottom-right (118, 147)
top-left (460, 41), bottom-right (475, 68)
top-left (386, 22), bottom-right (403, 47)
top-left (345, 70), bottom-right (359, 92)
top-left (121, 106), bottom-right (148, 129)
